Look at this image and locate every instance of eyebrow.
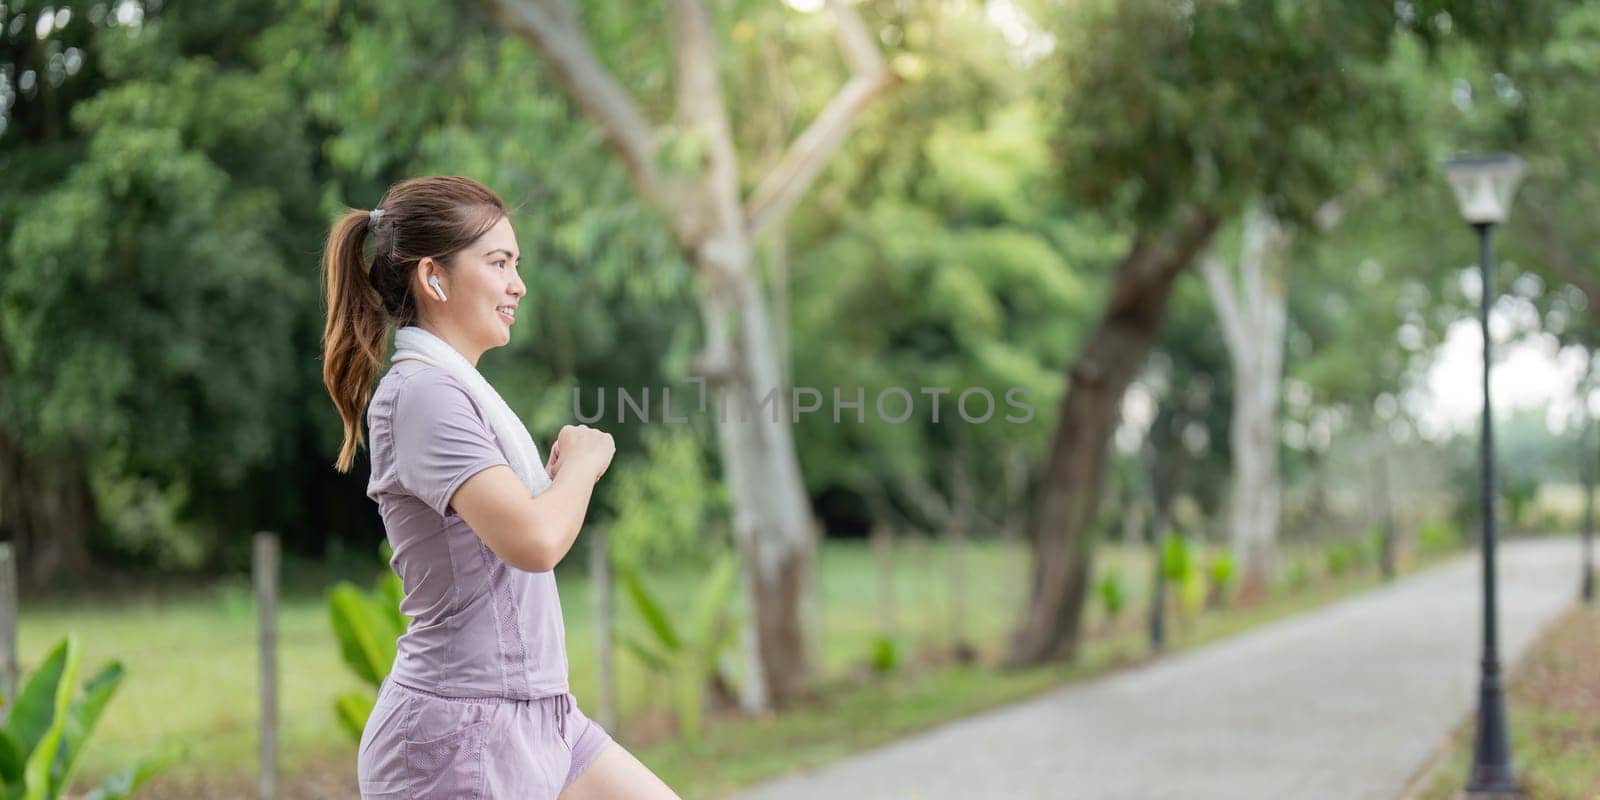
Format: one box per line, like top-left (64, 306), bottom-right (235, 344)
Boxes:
top-left (484, 248), bottom-right (521, 262)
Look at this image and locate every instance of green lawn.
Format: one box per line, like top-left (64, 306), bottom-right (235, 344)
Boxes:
top-left (21, 535), bottom-right (1438, 789)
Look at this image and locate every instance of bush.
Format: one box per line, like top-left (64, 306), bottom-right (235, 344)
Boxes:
top-left (1365, 523), bottom-right (1386, 563)
top-left (2, 636), bottom-right (181, 799)
top-left (868, 635), bottom-right (900, 675)
top-left (1096, 570), bottom-right (1128, 623)
top-left (617, 549), bottom-right (742, 744)
top-left (1418, 518), bottom-right (1463, 555)
top-left (1287, 558), bottom-right (1311, 593)
top-left (1160, 536), bottom-right (1206, 614)
top-left (1206, 551), bottom-right (1235, 608)
top-left (1326, 541), bottom-right (1351, 577)
top-left (1161, 534), bottom-right (1193, 583)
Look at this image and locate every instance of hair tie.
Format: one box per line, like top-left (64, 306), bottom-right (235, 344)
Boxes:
top-left (370, 207), bottom-right (386, 221)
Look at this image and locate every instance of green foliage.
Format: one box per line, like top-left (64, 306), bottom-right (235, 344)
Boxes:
top-left (1206, 551), bottom-right (1236, 605)
top-left (326, 541), bottom-right (409, 741)
top-left (1326, 542), bottom-right (1350, 577)
top-left (1419, 518), bottom-right (1464, 555)
top-left (1095, 570), bottom-right (1127, 623)
top-left (1160, 536), bottom-right (1206, 614)
top-left (607, 427), bottom-right (729, 572)
top-left (1502, 474), bottom-right (1540, 532)
top-left (1160, 535), bottom-right (1194, 583)
top-left (616, 550), bottom-right (742, 743)
top-left (0, 636), bottom-right (180, 800)
top-left (1367, 523), bottom-right (1389, 564)
top-left (1324, 539), bottom-right (1374, 577)
top-left (868, 635), bottom-right (900, 675)
top-left (1051, 0), bottom-right (1419, 226)
top-left (1287, 559), bottom-right (1312, 593)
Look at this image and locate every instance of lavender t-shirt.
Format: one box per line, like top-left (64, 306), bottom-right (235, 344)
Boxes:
top-left (364, 359), bottom-right (569, 699)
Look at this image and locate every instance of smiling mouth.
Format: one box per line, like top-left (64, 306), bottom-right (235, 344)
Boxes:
top-left (496, 306), bottom-right (516, 325)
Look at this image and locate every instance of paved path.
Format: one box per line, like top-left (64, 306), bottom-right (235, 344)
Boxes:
top-left (733, 537), bottom-right (1593, 800)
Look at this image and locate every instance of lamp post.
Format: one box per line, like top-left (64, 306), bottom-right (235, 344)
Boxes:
top-left (1443, 152), bottom-right (1527, 798)
top-left (1583, 350), bottom-right (1596, 606)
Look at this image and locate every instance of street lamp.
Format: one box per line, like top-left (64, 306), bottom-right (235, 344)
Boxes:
top-left (1443, 152), bottom-right (1527, 798)
top-left (1583, 351), bottom-right (1596, 607)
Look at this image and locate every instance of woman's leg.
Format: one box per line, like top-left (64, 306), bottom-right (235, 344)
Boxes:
top-left (558, 742), bottom-right (681, 800)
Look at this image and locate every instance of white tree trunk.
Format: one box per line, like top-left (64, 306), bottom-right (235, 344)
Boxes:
top-left (1202, 206), bottom-right (1289, 598)
top-left (491, 0), bottom-right (894, 710)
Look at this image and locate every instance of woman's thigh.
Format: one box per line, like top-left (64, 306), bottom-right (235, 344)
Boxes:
top-left (557, 742), bottom-right (681, 800)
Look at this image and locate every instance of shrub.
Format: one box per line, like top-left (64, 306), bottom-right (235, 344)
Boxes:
top-left (2, 636), bottom-right (181, 799)
top-left (1096, 570), bottom-right (1128, 624)
top-left (1418, 518), bottom-right (1463, 555)
top-left (1287, 558), bottom-right (1311, 593)
top-left (868, 635), bottom-right (900, 675)
top-left (1206, 551), bottom-right (1235, 608)
top-left (616, 549), bottom-right (741, 744)
top-left (1326, 541), bottom-right (1350, 577)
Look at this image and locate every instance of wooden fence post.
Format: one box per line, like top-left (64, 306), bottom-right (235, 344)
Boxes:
top-left (255, 532), bottom-right (278, 800)
top-left (0, 543), bottom-right (15, 716)
top-left (591, 526), bottom-right (618, 735)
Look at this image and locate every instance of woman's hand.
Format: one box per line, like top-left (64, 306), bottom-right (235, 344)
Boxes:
top-left (547, 424), bottom-right (614, 483)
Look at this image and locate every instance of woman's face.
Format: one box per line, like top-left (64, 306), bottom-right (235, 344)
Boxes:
top-left (415, 215), bottom-right (525, 365)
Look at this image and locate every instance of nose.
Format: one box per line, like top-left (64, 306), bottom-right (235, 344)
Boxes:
top-left (508, 269), bottom-right (526, 298)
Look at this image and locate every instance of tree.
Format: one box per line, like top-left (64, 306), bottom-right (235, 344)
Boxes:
top-left (484, 0), bottom-right (896, 709)
top-left (1007, 0), bottom-right (1526, 666)
top-left (0, 0), bottom-right (323, 584)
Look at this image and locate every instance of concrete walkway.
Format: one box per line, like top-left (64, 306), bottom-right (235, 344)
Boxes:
top-left (733, 537), bottom-right (1593, 800)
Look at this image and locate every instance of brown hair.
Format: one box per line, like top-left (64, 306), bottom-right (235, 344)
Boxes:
top-left (321, 176), bottom-right (508, 472)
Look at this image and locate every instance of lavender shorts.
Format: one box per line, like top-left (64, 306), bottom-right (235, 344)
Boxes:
top-left (357, 677), bottom-right (614, 799)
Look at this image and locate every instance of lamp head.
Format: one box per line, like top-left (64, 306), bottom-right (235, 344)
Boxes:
top-left (1443, 153), bottom-right (1527, 225)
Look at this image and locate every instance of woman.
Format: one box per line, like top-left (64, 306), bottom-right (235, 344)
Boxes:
top-left (321, 176), bottom-right (681, 799)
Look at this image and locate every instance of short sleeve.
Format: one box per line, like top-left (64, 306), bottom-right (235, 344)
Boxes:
top-left (391, 371), bottom-right (511, 517)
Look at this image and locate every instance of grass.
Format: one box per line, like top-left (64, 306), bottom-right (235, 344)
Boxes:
top-left (1409, 602), bottom-right (1600, 800)
top-left (21, 535), bottom-right (1460, 797)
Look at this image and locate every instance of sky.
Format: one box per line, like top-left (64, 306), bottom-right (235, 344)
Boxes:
top-left (1421, 315), bottom-right (1591, 439)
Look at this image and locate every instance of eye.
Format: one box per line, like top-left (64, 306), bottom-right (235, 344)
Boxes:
top-left (493, 260), bottom-right (507, 269)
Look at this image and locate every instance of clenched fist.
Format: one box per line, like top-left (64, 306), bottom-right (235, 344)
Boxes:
top-left (546, 424), bottom-right (615, 483)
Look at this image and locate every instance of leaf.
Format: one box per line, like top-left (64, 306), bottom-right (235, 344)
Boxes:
top-left (55, 661), bottom-right (125, 796)
top-left (0, 732), bottom-right (23, 785)
top-left (327, 583), bottom-right (398, 688)
top-left (672, 659), bottom-right (704, 744)
top-left (2, 638), bottom-right (70, 764)
top-left (334, 691), bottom-right (376, 744)
top-left (689, 551), bottom-right (739, 669)
top-left (620, 634), bottom-right (672, 675)
top-left (615, 563), bottom-right (680, 653)
top-left (21, 636), bottom-right (78, 800)
top-left (83, 741), bottom-right (183, 800)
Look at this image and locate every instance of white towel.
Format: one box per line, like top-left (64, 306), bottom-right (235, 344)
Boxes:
top-left (390, 325), bottom-right (553, 497)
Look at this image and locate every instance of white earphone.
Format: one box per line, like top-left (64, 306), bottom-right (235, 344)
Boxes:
top-left (428, 275), bottom-right (448, 301)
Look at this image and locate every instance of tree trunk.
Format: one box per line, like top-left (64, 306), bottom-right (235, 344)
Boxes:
top-left (693, 239), bottom-right (822, 710)
top-left (1202, 207), bottom-right (1289, 604)
top-left (1006, 209), bottom-right (1219, 667)
top-left (0, 433), bottom-right (95, 591)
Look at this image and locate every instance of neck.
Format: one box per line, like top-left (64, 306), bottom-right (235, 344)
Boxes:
top-left (416, 320), bottom-right (483, 367)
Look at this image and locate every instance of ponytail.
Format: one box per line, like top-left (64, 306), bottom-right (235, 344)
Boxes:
top-left (319, 176), bottom-right (509, 474)
top-left (321, 210), bottom-right (385, 473)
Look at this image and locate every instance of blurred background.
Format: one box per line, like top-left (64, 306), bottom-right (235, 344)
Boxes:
top-left (2, 0), bottom-right (1598, 797)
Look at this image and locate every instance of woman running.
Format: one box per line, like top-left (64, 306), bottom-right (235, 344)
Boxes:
top-left (321, 175), bottom-right (681, 799)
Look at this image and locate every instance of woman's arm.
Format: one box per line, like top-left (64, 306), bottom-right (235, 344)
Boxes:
top-left (451, 464), bottom-right (599, 572)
